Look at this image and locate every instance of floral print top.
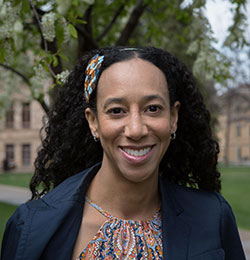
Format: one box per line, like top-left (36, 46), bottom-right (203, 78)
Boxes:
top-left (77, 197), bottom-right (163, 260)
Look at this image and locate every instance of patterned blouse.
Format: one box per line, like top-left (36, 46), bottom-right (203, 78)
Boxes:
top-left (77, 197), bottom-right (163, 260)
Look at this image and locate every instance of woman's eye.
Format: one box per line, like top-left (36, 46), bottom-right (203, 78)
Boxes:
top-left (108, 107), bottom-right (124, 114)
top-left (147, 105), bottom-right (161, 113)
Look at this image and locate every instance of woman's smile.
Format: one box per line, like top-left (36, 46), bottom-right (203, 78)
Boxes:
top-left (120, 145), bottom-right (154, 163)
top-left (121, 146), bottom-right (152, 157)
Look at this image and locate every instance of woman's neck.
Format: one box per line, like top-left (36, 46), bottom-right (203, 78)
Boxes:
top-left (86, 163), bottom-right (160, 220)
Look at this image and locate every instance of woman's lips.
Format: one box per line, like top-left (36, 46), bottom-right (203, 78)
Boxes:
top-left (120, 146), bottom-right (154, 163)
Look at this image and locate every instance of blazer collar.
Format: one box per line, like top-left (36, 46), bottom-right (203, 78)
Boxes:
top-left (41, 162), bottom-right (101, 206)
top-left (160, 179), bottom-right (191, 259)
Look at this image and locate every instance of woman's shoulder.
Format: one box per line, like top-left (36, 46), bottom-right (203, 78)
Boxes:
top-left (161, 179), bottom-right (231, 216)
top-left (165, 178), bottom-right (225, 200)
top-left (33, 162), bottom-right (101, 206)
top-left (1, 164), bottom-right (101, 259)
top-left (9, 162), bottom-right (101, 220)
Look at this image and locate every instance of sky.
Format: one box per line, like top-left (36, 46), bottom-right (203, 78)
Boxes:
top-left (205, 0), bottom-right (250, 48)
top-left (205, 0), bottom-right (250, 88)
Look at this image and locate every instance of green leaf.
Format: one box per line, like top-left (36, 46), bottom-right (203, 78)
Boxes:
top-left (14, 0), bottom-right (22, 6)
top-left (51, 83), bottom-right (57, 89)
top-left (76, 19), bottom-right (87, 25)
top-left (56, 78), bottom-right (62, 85)
top-left (55, 24), bottom-right (65, 46)
top-left (0, 48), bottom-right (5, 63)
top-left (58, 53), bottom-right (69, 62)
top-left (9, 38), bottom-right (16, 52)
top-left (68, 24), bottom-right (78, 39)
top-left (46, 54), bottom-right (53, 64)
top-left (21, 0), bottom-right (31, 14)
top-left (52, 55), bottom-right (58, 67)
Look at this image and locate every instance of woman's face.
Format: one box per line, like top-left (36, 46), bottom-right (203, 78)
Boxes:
top-left (86, 58), bottom-right (179, 184)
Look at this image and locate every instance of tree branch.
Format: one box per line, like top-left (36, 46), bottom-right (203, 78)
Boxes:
top-left (96, 4), bottom-right (125, 42)
top-left (35, 95), bottom-right (50, 114)
top-left (77, 5), bottom-right (99, 54)
top-left (76, 24), bottom-right (99, 49)
top-left (116, 0), bottom-right (147, 46)
top-left (0, 63), bottom-right (30, 85)
top-left (0, 62), bottom-right (50, 114)
top-left (29, 0), bottom-right (56, 78)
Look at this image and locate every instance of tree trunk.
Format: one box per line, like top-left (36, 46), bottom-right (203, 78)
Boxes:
top-left (224, 97), bottom-right (232, 166)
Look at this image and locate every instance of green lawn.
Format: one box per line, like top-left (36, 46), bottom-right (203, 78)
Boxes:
top-left (0, 202), bottom-right (17, 246)
top-left (219, 166), bottom-right (250, 230)
top-left (0, 173), bottom-right (32, 188)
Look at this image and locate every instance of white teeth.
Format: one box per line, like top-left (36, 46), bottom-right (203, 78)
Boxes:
top-left (122, 147), bottom-right (151, 157)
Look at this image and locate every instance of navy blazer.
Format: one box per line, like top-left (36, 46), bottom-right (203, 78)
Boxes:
top-left (1, 163), bottom-right (246, 259)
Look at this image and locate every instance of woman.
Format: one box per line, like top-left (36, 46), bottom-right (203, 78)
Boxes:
top-left (1, 46), bottom-right (245, 259)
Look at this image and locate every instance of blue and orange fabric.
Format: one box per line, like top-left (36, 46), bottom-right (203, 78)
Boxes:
top-left (84, 54), bottom-right (104, 103)
top-left (77, 197), bottom-right (163, 260)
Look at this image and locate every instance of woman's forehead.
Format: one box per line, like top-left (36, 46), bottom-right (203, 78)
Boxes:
top-left (96, 58), bottom-right (169, 104)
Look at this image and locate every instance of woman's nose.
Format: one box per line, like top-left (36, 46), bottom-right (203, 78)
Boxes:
top-left (124, 113), bottom-right (148, 140)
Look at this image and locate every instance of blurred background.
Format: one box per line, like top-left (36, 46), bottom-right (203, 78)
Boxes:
top-left (0, 0), bottom-right (249, 256)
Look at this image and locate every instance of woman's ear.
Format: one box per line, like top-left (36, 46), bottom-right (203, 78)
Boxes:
top-left (85, 108), bottom-right (99, 138)
top-left (171, 101), bottom-right (180, 132)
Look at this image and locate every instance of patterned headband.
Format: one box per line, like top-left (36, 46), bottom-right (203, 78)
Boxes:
top-left (84, 54), bottom-right (104, 103)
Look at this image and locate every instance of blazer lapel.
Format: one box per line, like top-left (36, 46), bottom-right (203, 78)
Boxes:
top-left (20, 163), bottom-right (101, 260)
top-left (160, 179), bottom-right (191, 260)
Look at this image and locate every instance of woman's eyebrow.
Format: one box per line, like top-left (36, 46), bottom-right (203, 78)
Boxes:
top-left (103, 98), bottom-right (124, 109)
top-left (103, 95), bottom-right (166, 108)
top-left (143, 95), bottom-right (166, 103)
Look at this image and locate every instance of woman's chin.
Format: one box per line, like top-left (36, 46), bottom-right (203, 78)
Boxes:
top-left (118, 168), bottom-right (157, 184)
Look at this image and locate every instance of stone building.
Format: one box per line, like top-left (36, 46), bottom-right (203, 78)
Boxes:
top-left (0, 85), bottom-right (45, 173)
top-left (217, 85), bottom-right (250, 165)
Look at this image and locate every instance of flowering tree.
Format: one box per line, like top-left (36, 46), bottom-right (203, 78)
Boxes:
top-left (0, 0), bottom-right (248, 114)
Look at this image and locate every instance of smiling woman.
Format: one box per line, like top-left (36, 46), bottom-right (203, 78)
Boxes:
top-left (1, 47), bottom-right (246, 259)
top-left (85, 58), bottom-right (179, 186)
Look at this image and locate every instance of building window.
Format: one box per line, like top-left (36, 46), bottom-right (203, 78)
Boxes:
top-left (236, 105), bottom-right (241, 114)
top-left (22, 103), bottom-right (30, 128)
top-left (5, 104), bottom-right (14, 128)
top-left (5, 144), bottom-right (14, 161)
top-left (236, 125), bottom-right (241, 137)
top-left (22, 144), bottom-right (31, 166)
top-left (4, 144), bottom-right (16, 170)
top-left (237, 147), bottom-right (241, 161)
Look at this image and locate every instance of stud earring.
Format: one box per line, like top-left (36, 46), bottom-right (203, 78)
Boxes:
top-left (93, 133), bottom-right (99, 142)
top-left (171, 131), bottom-right (176, 140)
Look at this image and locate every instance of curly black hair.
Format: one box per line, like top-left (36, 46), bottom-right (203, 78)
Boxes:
top-left (30, 46), bottom-right (221, 200)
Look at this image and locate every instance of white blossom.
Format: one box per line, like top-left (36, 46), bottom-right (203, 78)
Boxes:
top-left (0, 2), bottom-right (21, 39)
top-left (60, 17), bottom-right (71, 43)
top-left (2, 41), bottom-right (14, 65)
top-left (30, 64), bottom-right (48, 98)
top-left (30, 76), bottom-right (44, 98)
top-left (29, 64), bottom-right (51, 98)
top-left (34, 64), bottom-right (49, 80)
top-left (0, 69), bottom-right (21, 116)
top-left (81, 0), bottom-right (95, 4)
top-left (56, 70), bottom-right (70, 83)
top-left (14, 20), bottom-right (23, 33)
top-left (41, 12), bottom-right (56, 42)
top-left (0, 23), bottom-right (12, 39)
top-left (186, 40), bottom-right (199, 55)
top-left (0, 1), bottom-right (7, 19)
top-left (55, 0), bottom-right (71, 15)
